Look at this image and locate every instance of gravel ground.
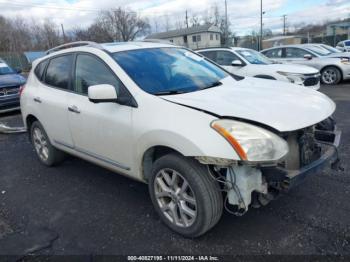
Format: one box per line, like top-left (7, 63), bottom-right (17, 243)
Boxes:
top-left (0, 83), bottom-right (349, 259)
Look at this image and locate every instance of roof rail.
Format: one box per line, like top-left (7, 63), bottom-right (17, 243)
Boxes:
top-left (142, 39), bottom-right (176, 45)
top-left (46, 41), bottom-right (103, 55)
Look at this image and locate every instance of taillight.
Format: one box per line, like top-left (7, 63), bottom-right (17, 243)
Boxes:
top-left (19, 85), bottom-right (25, 96)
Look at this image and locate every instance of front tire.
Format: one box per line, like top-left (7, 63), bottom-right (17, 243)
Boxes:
top-left (321, 66), bottom-right (341, 85)
top-left (148, 153), bottom-right (223, 238)
top-left (30, 121), bottom-right (66, 166)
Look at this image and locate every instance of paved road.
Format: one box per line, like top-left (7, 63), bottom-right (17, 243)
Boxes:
top-left (0, 83), bottom-right (349, 258)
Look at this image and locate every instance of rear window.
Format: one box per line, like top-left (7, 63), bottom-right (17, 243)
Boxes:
top-left (345, 41), bottom-right (350, 47)
top-left (44, 55), bottom-right (73, 90)
top-left (34, 60), bottom-right (48, 81)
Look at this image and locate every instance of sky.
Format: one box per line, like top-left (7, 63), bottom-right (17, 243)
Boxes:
top-left (0, 0), bottom-right (349, 35)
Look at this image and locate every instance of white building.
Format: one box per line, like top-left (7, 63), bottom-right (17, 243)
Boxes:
top-left (146, 24), bottom-right (222, 50)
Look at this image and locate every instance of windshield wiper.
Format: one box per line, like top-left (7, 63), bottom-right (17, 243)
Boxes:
top-left (154, 90), bottom-right (187, 96)
top-left (202, 81), bottom-right (222, 90)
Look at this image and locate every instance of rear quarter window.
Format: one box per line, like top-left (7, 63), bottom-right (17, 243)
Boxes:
top-left (34, 60), bottom-right (48, 81)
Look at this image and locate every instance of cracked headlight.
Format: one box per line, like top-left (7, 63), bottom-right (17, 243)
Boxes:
top-left (277, 71), bottom-right (305, 85)
top-left (211, 119), bottom-right (289, 162)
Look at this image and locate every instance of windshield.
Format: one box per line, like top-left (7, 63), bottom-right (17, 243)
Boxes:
top-left (0, 64), bottom-right (15, 75)
top-left (112, 48), bottom-right (228, 95)
top-left (345, 41), bottom-right (350, 47)
top-left (320, 44), bottom-right (341, 53)
top-left (236, 49), bottom-right (272, 65)
top-left (305, 46), bottom-right (332, 56)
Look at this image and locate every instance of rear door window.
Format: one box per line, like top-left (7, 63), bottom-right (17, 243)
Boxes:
top-left (199, 51), bottom-right (217, 61)
top-left (215, 51), bottom-right (241, 66)
top-left (263, 48), bottom-right (282, 58)
top-left (285, 48), bottom-right (313, 58)
top-left (44, 55), bottom-right (73, 90)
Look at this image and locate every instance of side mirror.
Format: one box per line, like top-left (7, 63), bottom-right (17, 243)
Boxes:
top-left (15, 68), bottom-right (22, 74)
top-left (231, 60), bottom-right (243, 66)
top-left (304, 54), bottom-right (313, 60)
top-left (88, 84), bottom-right (118, 103)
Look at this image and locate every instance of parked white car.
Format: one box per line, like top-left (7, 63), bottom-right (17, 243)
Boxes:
top-left (302, 44), bottom-right (350, 59)
top-left (336, 40), bottom-right (350, 52)
top-left (21, 41), bottom-right (341, 237)
top-left (197, 47), bottom-right (320, 90)
top-left (262, 45), bottom-right (350, 85)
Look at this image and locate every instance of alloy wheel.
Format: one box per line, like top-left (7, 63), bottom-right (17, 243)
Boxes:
top-left (32, 127), bottom-right (49, 162)
top-left (154, 168), bottom-right (197, 228)
top-left (322, 68), bottom-right (338, 84)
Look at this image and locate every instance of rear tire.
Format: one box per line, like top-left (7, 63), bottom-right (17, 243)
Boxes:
top-left (30, 121), bottom-right (66, 166)
top-left (321, 66), bottom-right (341, 85)
top-left (148, 153), bottom-right (223, 238)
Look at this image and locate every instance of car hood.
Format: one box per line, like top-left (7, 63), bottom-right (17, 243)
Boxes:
top-left (266, 63), bottom-right (319, 74)
top-left (0, 74), bottom-right (26, 87)
top-left (162, 76), bottom-right (335, 132)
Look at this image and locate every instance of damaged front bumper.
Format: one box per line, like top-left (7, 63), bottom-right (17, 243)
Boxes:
top-left (221, 123), bottom-right (342, 214)
top-left (262, 128), bottom-right (342, 191)
top-left (0, 122), bottom-right (27, 134)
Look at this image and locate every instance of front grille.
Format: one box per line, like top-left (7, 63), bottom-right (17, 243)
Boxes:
top-left (0, 86), bottom-right (20, 97)
top-left (303, 76), bottom-right (320, 86)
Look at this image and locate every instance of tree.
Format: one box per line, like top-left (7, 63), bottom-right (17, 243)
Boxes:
top-left (97, 8), bottom-right (150, 41)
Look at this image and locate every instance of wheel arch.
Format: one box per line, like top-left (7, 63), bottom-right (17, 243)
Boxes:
top-left (141, 145), bottom-right (187, 182)
top-left (25, 114), bottom-right (39, 140)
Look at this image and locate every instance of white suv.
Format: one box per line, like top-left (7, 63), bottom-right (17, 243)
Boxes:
top-left (21, 41), bottom-right (341, 237)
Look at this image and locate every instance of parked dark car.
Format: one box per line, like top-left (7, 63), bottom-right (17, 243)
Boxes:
top-left (0, 60), bottom-right (26, 113)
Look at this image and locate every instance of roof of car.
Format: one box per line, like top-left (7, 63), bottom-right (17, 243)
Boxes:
top-left (45, 41), bottom-right (177, 56)
top-left (100, 41), bottom-right (176, 53)
top-left (262, 44), bottom-right (310, 51)
top-left (196, 46), bottom-right (251, 52)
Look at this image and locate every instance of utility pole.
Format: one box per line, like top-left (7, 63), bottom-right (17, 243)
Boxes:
top-left (282, 14), bottom-right (287, 35)
top-left (185, 10), bottom-right (189, 28)
top-left (225, 0), bottom-right (228, 46)
top-left (61, 24), bottom-right (66, 43)
top-left (260, 0), bottom-right (263, 51)
top-left (332, 26), bottom-right (336, 47)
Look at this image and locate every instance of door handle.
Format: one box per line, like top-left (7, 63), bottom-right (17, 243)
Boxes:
top-left (33, 97), bottom-right (42, 103)
top-left (68, 105), bottom-right (80, 114)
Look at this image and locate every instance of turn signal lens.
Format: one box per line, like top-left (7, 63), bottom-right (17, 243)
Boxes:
top-left (211, 122), bottom-right (248, 160)
top-left (211, 119), bottom-right (289, 162)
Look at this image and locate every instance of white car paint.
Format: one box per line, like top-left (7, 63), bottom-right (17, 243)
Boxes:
top-left (21, 41), bottom-right (336, 179)
top-left (261, 45), bottom-right (350, 83)
top-left (163, 76), bottom-right (335, 132)
top-left (336, 40), bottom-right (350, 52)
top-left (197, 47), bottom-right (320, 90)
top-left (20, 42), bottom-right (340, 236)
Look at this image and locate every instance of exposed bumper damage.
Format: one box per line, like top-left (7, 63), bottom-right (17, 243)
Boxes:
top-left (0, 122), bottom-right (27, 134)
top-left (210, 118), bottom-right (342, 215)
